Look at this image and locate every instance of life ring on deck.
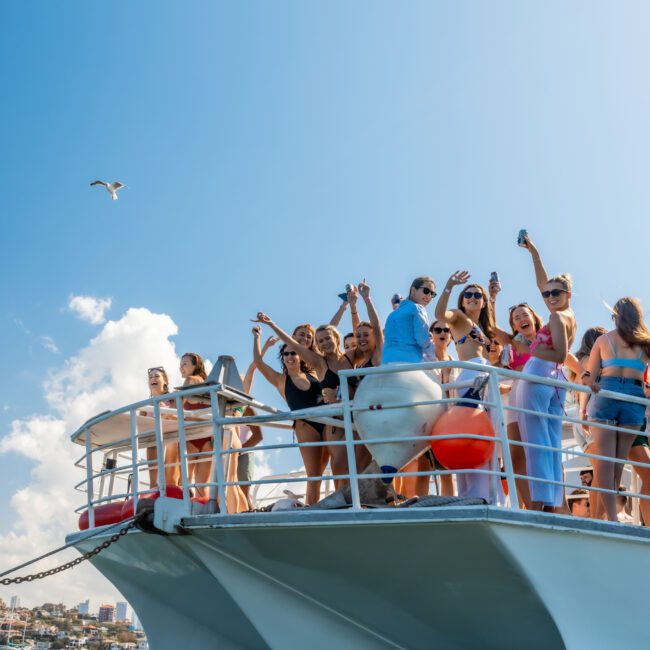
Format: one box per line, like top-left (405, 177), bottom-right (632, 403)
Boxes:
top-left (119, 485), bottom-right (184, 520)
top-left (430, 406), bottom-right (495, 470)
top-left (78, 501), bottom-right (125, 530)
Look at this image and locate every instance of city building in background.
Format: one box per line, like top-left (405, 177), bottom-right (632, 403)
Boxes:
top-left (9, 596), bottom-right (20, 610)
top-left (77, 599), bottom-right (90, 615)
top-left (98, 604), bottom-right (114, 623)
top-left (116, 601), bottom-right (128, 622)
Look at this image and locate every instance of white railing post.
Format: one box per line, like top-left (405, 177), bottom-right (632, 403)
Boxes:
top-left (153, 400), bottom-right (166, 494)
top-left (175, 396), bottom-right (191, 504)
top-left (129, 410), bottom-right (140, 512)
top-left (340, 376), bottom-right (361, 510)
top-left (488, 371), bottom-right (519, 510)
top-left (84, 427), bottom-right (95, 528)
top-left (208, 393), bottom-right (228, 514)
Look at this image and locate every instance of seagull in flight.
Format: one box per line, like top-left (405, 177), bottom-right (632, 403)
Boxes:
top-left (90, 180), bottom-right (127, 201)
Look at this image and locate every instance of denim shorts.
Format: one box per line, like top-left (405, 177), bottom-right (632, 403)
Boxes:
top-left (587, 377), bottom-right (646, 426)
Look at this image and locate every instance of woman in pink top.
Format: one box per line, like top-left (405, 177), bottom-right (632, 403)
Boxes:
top-left (518, 234), bottom-right (577, 512)
top-left (492, 293), bottom-right (544, 509)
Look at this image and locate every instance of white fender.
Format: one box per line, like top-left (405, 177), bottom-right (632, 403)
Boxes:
top-left (353, 369), bottom-right (445, 482)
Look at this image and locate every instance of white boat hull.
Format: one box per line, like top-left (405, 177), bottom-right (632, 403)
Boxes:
top-left (68, 508), bottom-right (650, 649)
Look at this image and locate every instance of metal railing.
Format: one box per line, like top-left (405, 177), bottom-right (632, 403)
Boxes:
top-left (70, 361), bottom-right (650, 528)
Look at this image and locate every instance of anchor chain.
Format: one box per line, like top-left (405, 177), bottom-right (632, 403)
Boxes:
top-left (0, 519), bottom-right (137, 586)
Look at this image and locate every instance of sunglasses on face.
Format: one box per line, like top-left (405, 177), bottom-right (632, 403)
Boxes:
top-left (432, 327), bottom-right (450, 334)
top-left (541, 289), bottom-right (567, 299)
top-left (463, 291), bottom-right (483, 300)
top-left (148, 366), bottom-right (165, 375)
top-left (282, 350), bottom-right (298, 357)
top-left (419, 286), bottom-right (436, 297)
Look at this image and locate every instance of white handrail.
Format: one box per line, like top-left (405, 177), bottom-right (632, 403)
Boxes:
top-left (71, 360), bottom-right (650, 528)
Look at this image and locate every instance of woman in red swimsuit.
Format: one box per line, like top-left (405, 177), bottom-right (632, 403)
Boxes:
top-left (181, 352), bottom-right (212, 497)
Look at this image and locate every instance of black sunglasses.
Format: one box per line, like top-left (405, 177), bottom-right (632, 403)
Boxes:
top-left (509, 302), bottom-right (530, 313)
top-left (432, 326), bottom-right (450, 334)
top-left (282, 350), bottom-right (298, 357)
top-left (148, 366), bottom-right (165, 375)
top-left (463, 291), bottom-right (483, 300)
top-left (541, 289), bottom-right (567, 299)
top-left (419, 286), bottom-right (436, 297)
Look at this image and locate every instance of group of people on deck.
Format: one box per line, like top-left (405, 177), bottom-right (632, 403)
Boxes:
top-left (144, 232), bottom-right (650, 524)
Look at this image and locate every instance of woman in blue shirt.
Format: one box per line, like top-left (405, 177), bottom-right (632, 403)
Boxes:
top-left (382, 276), bottom-right (437, 364)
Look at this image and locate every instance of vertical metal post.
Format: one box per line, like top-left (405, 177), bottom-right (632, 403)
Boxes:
top-left (84, 428), bottom-right (95, 528)
top-left (631, 470), bottom-right (641, 525)
top-left (107, 451), bottom-right (117, 498)
top-left (207, 393), bottom-right (228, 514)
top-left (129, 410), bottom-right (140, 512)
top-left (340, 375), bottom-right (362, 510)
top-left (175, 396), bottom-right (191, 504)
top-left (488, 372), bottom-right (520, 510)
top-left (153, 400), bottom-right (166, 493)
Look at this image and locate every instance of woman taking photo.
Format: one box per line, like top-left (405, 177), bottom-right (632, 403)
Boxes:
top-left (251, 326), bottom-right (327, 505)
top-left (583, 298), bottom-right (650, 522)
top-left (519, 235), bottom-right (577, 512)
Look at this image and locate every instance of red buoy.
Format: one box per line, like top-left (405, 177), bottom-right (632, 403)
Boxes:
top-left (431, 407), bottom-right (495, 470)
top-left (78, 501), bottom-right (125, 530)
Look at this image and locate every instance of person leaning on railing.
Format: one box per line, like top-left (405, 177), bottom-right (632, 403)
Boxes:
top-left (383, 276), bottom-right (437, 363)
top-left (582, 297), bottom-right (650, 523)
top-left (518, 234), bottom-right (578, 513)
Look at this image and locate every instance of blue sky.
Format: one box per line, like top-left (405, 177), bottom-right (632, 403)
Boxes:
top-left (2, 2), bottom-right (650, 605)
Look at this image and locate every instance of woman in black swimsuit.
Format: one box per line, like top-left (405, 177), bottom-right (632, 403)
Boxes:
top-left (253, 312), bottom-right (355, 489)
top-left (252, 326), bottom-right (327, 505)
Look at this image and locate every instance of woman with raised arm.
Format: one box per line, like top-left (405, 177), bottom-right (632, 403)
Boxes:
top-left (435, 273), bottom-right (498, 501)
top-left (251, 326), bottom-right (326, 505)
top-left (350, 280), bottom-right (384, 369)
top-left (519, 234), bottom-right (577, 512)
top-left (489, 299), bottom-right (544, 510)
top-left (583, 298), bottom-right (650, 522)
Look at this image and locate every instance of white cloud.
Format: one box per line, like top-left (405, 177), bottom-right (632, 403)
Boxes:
top-left (0, 307), bottom-right (183, 608)
top-left (68, 295), bottom-right (112, 325)
top-left (40, 335), bottom-right (59, 354)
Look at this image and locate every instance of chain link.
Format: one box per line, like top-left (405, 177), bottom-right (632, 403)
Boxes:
top-left (0, 519), bottom-right (137, 586)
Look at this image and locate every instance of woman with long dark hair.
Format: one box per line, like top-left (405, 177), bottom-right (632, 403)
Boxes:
top-left (584, 297), bottom-right (650, 521)
top-left (519, 235), bottom-right (577, 512)
top-left (180, 352), bottom-right (212, 497)
top-left (435, 272), bottom-right (497, 501)
top-left (251, 326), bottom-right (327, 504)
top-left (491, 298), bottom-right (545, 509)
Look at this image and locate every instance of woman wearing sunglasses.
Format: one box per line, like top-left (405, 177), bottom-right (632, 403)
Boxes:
top-left (428, 320), bottom-right (459, 496)
top-left (251, 326), bottom-right (327, 505)
top-left (435, 273), bottom-right (498, 501)
top-left (491, 296), bottom-right (545, 509)
top-left (583, 298), bottom-right (650, 522)
top-left (519, 234), bottom-right (577, 512)
top-left (382, 276), bottom-right (437, 364)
